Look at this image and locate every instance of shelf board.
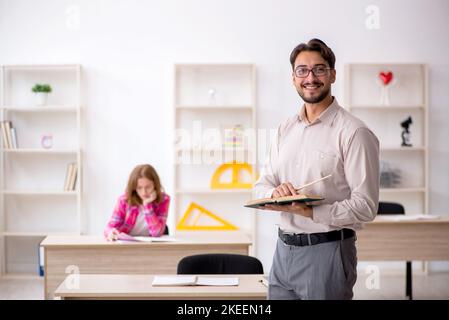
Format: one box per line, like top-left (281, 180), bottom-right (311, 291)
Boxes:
top-left (3, 148), bottom-right (78, 155)
top-left (0, 273), bottom-right (43, 280)
top-left (176, 189), bottom-right (253, 195)
top-left (380, 147), bottom-right (425, 152)
top-left (2, 231), bottom-right (79, 237)
top-left (176, 63), bottom-right (254, 67)
top-left (175, 148), bottom-right (250, 153)
top-left (176, 105), bottom-right (253, 111)
top-left (1, 106), bottom-right (78, 112)
top-left (349, 105), bottom-right (424, 110)
top-left (380, 188), bottom-right (426, 193)
top-left (3, 64), bottom-right (80, 70)
top-left (1, 190), bottom-right (78, 196)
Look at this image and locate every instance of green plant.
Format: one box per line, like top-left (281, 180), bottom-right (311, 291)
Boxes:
top-left (32, 84), bottom-right (52, 93)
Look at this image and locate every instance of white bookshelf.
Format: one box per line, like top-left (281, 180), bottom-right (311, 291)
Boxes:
top-left (345, 63), bottom-right (428, 216)
top-left (0, 64), bottom-right (82, 278)
top-left (173, 64), bottom-right (257, 252)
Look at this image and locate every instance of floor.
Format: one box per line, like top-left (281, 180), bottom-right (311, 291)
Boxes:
top-left (1, 272), bottom-right (449, 300)
top-left (353, 272), bottom-right (449, 300)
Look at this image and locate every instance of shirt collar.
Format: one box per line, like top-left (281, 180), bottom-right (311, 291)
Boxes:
top-left (297, 97), bottom-right (340, 127)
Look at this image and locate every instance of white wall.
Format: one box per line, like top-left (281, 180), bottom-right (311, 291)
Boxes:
top-left (1, 0), bottom-right (448, 273)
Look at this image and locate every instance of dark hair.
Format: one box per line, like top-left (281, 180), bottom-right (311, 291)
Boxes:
top-left (289, 38), bottom-right (336, 69)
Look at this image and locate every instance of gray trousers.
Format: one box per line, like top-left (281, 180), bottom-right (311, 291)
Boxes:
top-left (268, 235), bottom-right (357, 300)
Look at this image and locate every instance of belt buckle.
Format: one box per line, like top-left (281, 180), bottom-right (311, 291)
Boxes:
top-left (306, 234), bottom-right (312, 246)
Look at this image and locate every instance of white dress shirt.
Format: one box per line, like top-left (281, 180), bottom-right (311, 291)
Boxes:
top-left (255, 98), bottom-right (380, 233)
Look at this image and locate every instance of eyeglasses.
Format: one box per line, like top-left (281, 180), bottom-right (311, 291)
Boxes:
top-left (294, 66), bottom-right (332, 78)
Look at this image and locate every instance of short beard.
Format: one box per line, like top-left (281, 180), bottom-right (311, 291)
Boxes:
top-left (297, 86), bottom-right (330, 104)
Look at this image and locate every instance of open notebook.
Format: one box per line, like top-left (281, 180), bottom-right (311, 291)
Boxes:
top-left (117, 233), bottom-right (178, 242)
top-left (152, 275), bottom-right (239, 286)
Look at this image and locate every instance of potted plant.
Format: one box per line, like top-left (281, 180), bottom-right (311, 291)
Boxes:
top-left (32, 84), bottom-right (52, 106)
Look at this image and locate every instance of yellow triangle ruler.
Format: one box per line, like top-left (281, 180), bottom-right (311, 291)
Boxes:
top-left (210, 162), bottom-right (254, 189)
top-left (176, 202), bottom-right (238, 231)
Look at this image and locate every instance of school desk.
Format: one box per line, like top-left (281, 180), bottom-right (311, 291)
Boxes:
top-left (54, 274), bottom-right (267, 300)
top-left (41, 231), bottom-right (252, 299)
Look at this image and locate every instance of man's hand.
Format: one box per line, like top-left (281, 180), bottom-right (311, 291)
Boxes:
top-left (143, 191), bottom-right (157, 206)
top-left (261, 202), bottom-right (313, 219)
top-left (259, 182), bottom-right (314, 219)
top-left (272, 182), bottom-right (297, 198)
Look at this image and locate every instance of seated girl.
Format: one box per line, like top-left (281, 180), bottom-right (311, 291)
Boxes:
top-left (104, 164), bottom-right (170, 241)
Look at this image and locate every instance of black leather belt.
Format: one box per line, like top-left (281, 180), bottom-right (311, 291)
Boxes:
top-left (278, 228), bottom-right (355, 246)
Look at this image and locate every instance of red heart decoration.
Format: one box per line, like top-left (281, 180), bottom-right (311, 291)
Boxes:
top-left (379, 71), bottom-right (393, 85)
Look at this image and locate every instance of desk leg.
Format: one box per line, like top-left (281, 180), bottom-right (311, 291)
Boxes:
top-left (406, 261), bottom-right (412, 300)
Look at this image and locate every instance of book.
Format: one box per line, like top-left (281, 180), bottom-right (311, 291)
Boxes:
top-left (4, 121), bottom-right (13, 149)
top-left (244, 194), bottom-right (324, 209)
top-left (10, 127), bottom-right (18, 149)
top-left (38, 245), bottom-right (45, 277)
top-left (1, 121), bottom-right (10, 149)
top-left (152, 275), bottom-right (239, 286)
top-left (117, 233), bottom-right (178, 242)
top-left (64, 163), bottom-right (74, 191)
top-left (69, 163), bottom-right (78, 191)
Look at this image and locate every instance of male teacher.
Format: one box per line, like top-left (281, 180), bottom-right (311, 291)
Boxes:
top-left (255, 38), bottom-right (379, 299)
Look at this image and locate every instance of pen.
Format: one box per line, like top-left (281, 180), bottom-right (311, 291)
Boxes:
top-left (295, 174), bottom-right (332, 192)
top-left (259, 278), bottom-right (269, 287)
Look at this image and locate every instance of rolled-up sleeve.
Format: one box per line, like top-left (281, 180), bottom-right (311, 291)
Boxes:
top-left (104, 196), bottom-right (126, 238)
top-left (144, 194), bottom-right (170, 237)
top-left (312, 127), bottom-right (380, 227)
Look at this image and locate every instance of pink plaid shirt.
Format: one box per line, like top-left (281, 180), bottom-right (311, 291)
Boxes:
top-left (104, 192), bottom-right (170, 238)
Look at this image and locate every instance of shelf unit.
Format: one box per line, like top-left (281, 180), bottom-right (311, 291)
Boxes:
top-left (345, 63), bottom-right (428, 216)
top-left (173, 64), bottom-right (257, 252)
top-left (0, 64), bottom-right (82, 278)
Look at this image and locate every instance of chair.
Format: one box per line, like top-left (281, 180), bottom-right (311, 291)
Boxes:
top-left (377, 201), bottom-right (412, 300)
top-left (163, 225), bottom-right (169, 235)
top-left (177, 253), bottom-right (264, 275)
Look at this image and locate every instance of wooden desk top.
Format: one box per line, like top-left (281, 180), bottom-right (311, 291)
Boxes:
top-left (357, 215), bottom-right (449, 260)
top-left (41, 231), bottom-right (252, 248)
top-left (54, 274), bottom-right (267, 299)
top-left (368, 215), bottom-right (449, 225)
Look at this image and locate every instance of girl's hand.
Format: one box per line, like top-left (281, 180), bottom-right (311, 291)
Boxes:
top-left (107, 228), bottom-right (119, 241)
top-left (143, 191), bottom-right (157, 206)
